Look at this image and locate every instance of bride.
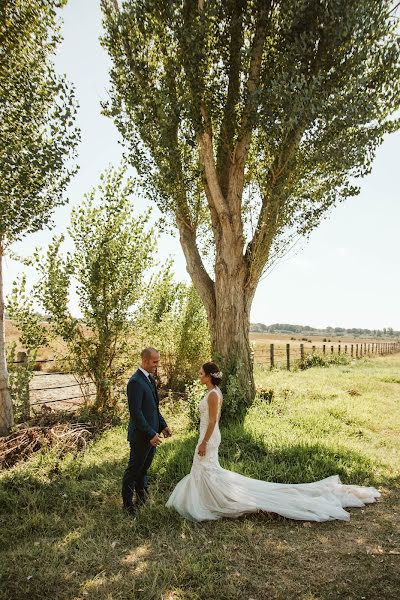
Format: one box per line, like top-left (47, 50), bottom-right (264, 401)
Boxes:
top-left (166, 362), bottom-right (380, 522)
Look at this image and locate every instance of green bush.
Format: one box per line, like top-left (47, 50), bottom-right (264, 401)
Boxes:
top-left (138, 263), bottom-right (210, 391)
top-left (6, 343), bottom-right (32, 423)
top-left (185, 379), bottom-right (203, 428)
top-left (298, 352), bottom-right (351, 370)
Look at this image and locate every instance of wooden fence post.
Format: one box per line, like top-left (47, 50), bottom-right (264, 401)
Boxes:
top-left (300, 344), bottom-right (304, 362)
top-left (338, 344), bottom-right (341, 355)
top-left (270, 344), bottom-right (274, 370)
top-left (351, 344), bottom-right (354, 357)
top-left (323, 344), bottom-right (326, 355)
top-left (286, 343), bottom-right (290, 370)
top-left (16, 351), bottom-right (30, 420)
top-left (331, 345), bottom-right (334, 355)
top-left (344, 344), bottom-right (347, 354)
top-left (356, 344), bottom-right (359, 358)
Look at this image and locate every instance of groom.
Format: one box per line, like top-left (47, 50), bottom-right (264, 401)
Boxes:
top-left (122, 347), bottom-right (171, 515)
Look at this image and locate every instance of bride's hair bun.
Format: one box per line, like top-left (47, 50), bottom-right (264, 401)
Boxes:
top-left (203, 361), bottom-right (223, 385)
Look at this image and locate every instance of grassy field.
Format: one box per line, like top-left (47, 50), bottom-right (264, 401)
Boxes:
top-left (1, 355), bottom-right (400, 599)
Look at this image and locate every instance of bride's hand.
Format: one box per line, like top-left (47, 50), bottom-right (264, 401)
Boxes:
top-left (198, 441), bottom-right (207, 456)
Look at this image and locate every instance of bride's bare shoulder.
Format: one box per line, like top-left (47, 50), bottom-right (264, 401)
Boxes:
top-left (207, 389), bottom-right (220, 402)
top-left (208, 388), bottom-right (223, 402)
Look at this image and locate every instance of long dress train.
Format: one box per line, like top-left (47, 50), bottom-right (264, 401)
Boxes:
top-left (166, 388), bottom-right (380, 522)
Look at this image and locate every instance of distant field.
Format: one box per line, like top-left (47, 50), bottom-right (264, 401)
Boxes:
top-left (5, 320), bottom-right (67, 364)
top-left (249, 331), bottom-right (394, 345)
top-left (6, 319), bottom-right (398, 373)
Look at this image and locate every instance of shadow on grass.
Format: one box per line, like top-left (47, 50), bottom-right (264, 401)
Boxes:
top-left (0, 426), bottom-right (399, 600)
top-left (218, 421), bottom-right (386, 487)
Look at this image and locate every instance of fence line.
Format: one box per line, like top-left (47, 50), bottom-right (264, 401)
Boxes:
top-left (254, 341), bottom-right (400, 370)
top-left (8, 354), bottom-right (95, 417)
top-left (8, 341), bottom-right (400, 415)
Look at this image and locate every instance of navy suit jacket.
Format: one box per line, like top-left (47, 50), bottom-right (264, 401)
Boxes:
top-left (127, 369), bottom-right (168, 443)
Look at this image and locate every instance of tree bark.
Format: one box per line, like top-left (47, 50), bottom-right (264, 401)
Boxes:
top-left (0, 245), bottom-right (14, 436)
top-left (210, 245), bottom-right (255, 413)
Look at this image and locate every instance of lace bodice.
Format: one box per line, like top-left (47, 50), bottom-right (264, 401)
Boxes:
top-left (198, 387), bottom-right (222, 447)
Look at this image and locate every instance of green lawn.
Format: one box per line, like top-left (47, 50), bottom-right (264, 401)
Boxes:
top-left (1, 355), bottom-right (399, 599)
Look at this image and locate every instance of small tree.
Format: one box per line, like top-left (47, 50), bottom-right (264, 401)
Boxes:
top-left (6, 276), bottom-right (48, 421)
top-left (0, 0), bottom-right (79, 435)
top-left (29, 166), bottom-right (156, 414)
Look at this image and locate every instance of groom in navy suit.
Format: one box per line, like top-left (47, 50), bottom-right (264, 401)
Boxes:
top-left (122, 347), bottom-right (171, 515)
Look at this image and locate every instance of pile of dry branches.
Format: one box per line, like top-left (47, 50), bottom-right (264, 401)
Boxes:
top-left (0, 423), bottom-right (93, 469)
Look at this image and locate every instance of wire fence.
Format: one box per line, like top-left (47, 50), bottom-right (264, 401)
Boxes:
top-left (253, 341), bottom-right (400, 369)
top-left (8, 340), bottom-right (400, 415)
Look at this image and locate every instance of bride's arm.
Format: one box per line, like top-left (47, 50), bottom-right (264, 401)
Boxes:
top-left (198, 391), bottom-right (219, 456)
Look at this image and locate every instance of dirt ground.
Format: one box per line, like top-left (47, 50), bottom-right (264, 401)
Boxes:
top-left (29, 372), bottom-right (95, 413)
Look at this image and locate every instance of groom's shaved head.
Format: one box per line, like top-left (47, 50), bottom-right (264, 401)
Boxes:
top-left (140, 347), bottom-right (160, 374)
top-left (141, 347), bottom-right (159, 360)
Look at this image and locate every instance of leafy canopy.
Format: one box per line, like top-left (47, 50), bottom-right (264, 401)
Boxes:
top-left (0, 0), bottom-right (79, 246)
top-left (102, 0), bottom-right (400, 284)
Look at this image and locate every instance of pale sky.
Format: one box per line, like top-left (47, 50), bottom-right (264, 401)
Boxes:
top-left (4, 0), bottom-right (400, 330)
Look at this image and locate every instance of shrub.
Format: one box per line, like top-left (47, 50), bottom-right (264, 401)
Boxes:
top-left (185, 379), bottom-right (203, 428)
top-left (298, 352), bottom-right (351, 370)
top-left (6, 343), bottom-right (32, 423)
top-left (138, 263), bottom-right (210, 391)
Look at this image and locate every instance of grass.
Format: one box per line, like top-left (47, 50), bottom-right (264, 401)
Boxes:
top-left (1, 355), bottom-right (400, 599)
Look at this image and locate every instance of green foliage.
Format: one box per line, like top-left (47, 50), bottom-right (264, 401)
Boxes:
top-left (0, 0), bottom-right (79, 246)
top-left (0, 0), bottom-right (79, 434)
top-left (7, 275), bottom-right (48, 353)
top-left (138, 262), bottom-right (210, 390)
top-left (102, 0), bottom-right (400, 255)
top-left (184, 378), bottom-right (203, 428)
top-left (223, 362), bottom-right (250, 421)
top-left (6, 342), bottom-right (31, 423)
top-left (6, 275), bottom-right (49, 421)
top-left (250, 322), bottom-right (400, 338)
top-left (13, 166), bottom-right (156, 415)
top-left (298, 352), bottom-right (351, 370)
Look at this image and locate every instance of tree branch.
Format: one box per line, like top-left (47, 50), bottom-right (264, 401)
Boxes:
top-left (233, 1), bottom-right (272, 167)
top-left (176, 216), bottom-right (216, 320)
top-left (225, 0), bottom-right (272, 237)
top-left (216, 0), bottom-right (246, 198)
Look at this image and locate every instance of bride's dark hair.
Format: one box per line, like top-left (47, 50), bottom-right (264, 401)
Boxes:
top-left (202, 362), bottom-right (223, 386)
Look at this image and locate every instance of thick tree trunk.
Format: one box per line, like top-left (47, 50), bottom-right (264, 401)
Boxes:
top-left (210, 256), bottom-right (255, 416)
top-left (0, 246), bottom-right (14, 436)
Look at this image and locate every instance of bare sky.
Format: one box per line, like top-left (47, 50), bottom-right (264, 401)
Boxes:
top-left (4, 0), bottom-right (400, 329)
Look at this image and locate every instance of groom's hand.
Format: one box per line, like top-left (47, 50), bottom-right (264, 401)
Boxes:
top-left (150, 433), bottom-right (162, 447)
top-left (162, 427), bottom-right (172, 438)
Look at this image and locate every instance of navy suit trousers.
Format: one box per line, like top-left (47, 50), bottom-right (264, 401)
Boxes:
top-left (121, 433), bottom-right (156, 509)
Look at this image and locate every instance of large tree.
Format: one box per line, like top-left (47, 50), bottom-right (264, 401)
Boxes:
top-left (0, 0), bottom-right (79, 435)
top-left (101, 0), bottom-right (400, 409)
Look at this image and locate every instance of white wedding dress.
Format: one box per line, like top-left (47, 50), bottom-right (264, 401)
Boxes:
top-left (166, 387), bottom-right (380, 522)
